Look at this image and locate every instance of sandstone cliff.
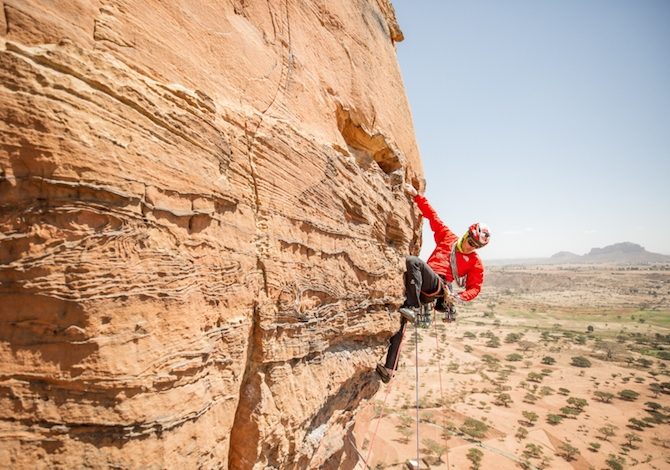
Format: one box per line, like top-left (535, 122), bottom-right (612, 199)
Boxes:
top-left (0, 1), bottom-right (422, 468)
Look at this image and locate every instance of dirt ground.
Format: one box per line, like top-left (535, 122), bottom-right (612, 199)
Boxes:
top-left (352, 264), bottom-right (670, 469)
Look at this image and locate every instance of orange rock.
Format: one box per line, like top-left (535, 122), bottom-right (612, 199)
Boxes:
top-left (0, 1), bottom-right (422, 468)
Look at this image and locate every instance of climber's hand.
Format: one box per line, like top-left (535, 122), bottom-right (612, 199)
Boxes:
top-left (446, 293), bottom-right (462, 305)
top-left (404, 184), bottom-right (418, 197)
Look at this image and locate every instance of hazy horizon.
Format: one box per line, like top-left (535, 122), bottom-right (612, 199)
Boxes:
top-left (393, 1), bottom-right (670, 260)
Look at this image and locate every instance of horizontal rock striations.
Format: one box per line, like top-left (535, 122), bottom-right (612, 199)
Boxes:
top-left (0, 1), bottom-right (422, 469)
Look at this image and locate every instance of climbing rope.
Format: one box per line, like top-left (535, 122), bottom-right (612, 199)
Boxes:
top-left (413, 318), bottom-right (420, 466)
top-left (362, 305), bottom-right (458, 470)
top-left (433, 309), bottom-right (451, 469)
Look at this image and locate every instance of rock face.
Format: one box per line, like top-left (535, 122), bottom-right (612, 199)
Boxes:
top-left (0, 1), bottom-right (422, 469)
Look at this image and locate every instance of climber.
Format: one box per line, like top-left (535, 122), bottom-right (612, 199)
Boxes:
top-left (376, 183), bottom-right (490, 383)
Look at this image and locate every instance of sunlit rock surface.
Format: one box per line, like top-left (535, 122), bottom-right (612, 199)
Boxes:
top-left (0, 1), bottom-right (422, 468)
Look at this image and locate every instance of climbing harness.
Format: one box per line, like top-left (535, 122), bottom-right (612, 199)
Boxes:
top-left (449, 243), bottom-right (466, 289)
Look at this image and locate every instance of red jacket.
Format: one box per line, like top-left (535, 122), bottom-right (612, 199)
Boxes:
top-left (415, 195), bottom-right (484, 302)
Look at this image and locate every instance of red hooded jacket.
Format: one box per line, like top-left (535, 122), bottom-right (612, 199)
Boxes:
top-left (414, 194), bottom-right (484, 302)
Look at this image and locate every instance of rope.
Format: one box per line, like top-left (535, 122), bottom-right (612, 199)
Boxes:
top-left (414, 319), bottom-right (420, 466)
top-left (363, 320), bottom-right (408, 467)
top-left (433, 310), bottom-right (450, 469)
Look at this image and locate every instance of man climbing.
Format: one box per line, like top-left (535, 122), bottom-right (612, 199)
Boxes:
top-left (376, 183), bottom-right (490, 383)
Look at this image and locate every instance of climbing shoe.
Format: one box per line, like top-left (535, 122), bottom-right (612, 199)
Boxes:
top-left (399, 307), bottom-right (417, 324)
top-left (376, 363), bottom-right (392, 384)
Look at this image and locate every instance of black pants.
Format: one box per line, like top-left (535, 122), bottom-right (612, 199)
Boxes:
top-left (384, 256), bottom-right (443, 370)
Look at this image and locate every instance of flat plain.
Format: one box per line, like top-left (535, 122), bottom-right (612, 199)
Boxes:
top-left (354, 264), bottom-right (670, 469)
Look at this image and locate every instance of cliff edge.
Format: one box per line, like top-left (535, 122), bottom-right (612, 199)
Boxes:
top-left (0, 1), bottom-right (422, 469)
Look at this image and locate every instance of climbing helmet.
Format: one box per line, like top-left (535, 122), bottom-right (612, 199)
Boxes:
top-left (467, 223), bottom-right (490, 248)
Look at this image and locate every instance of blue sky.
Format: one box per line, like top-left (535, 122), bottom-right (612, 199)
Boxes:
top-left (393, 1), bottom-right (670, 259)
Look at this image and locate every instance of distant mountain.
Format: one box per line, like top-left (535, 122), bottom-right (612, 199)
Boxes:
top-left (487, 242), bottom-right (670, 266)
top-left (575, 242), bottom-right (670, 264)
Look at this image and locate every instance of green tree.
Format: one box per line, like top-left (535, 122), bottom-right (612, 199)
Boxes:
top-left (624, 432), bottom-right (642, 449)
top-left (522, 411), bottom-right (539, 426)
top-left (527, 372), bottom-right (544, 383)
top-left (539, 386), bottom-right (554, 396)
top-left (541, 356), bottom-right (556, 365)
top-left (571, 356), bottom-right (592, 368)
top-left (397, 426), bottom-right (412, 444)
top-left (506, 353), bottom-right (523, 362)
top-left (505, 332), bottom-right (522, 343)
top-left (466, 448), bottom-right (483, 470)
top-left (523, 393), bottom-right (538, 404)
top-left (546, 414), bottom-right (563, 425)
top-left (594, 340), bottom-right (625, 361)
top-left (560, 406), bottom-right (581, 418)
top-left (627, 418), bottom-right (647, 430)
top-left (598, 424), bottom-right (617, 441)
top-left (494, 393), bottom-right (513, 408)
top-left (522, 443), bottom-right (543, 460)
top-left (644, 401), bottom-right (662, 412)
top-left (618, 389), bottom-right (640, 401)
top-left (515, 426), bottom-right (528, 440)
top-left (422, 438), bottom-right (447, 464)
top-left (605, 454), bottom-right (625, 470)
top-left (594, 391), bottom-right (614, 403)
top-left (567, 397), bottom-right (588, 411)
top-left (460, 418), bottom-right (489, 439)
top-left (637, 357), bottom-right (653, 368)
top-left (486, 336), bottom-right (501, 348)
top-left (558, 440), bottom-right (579, 461)
top-left (588, 442), bottom-right (601, 452)
top-left (649, 383), bottom-right (662, 398)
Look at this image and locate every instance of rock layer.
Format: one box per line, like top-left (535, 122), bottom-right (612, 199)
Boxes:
top-left (0, 1), bottom-right (422, 468)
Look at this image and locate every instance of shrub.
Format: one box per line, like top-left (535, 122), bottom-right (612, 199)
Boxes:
top-left (539, 386), bottom-right (554, 396)
top-left (571, 356), bottom-right (592, 368)
top-left (567, 397), bottom-right (588, 410)
top-left (627, 418), bottom-right (647, 430)
top-left (494, 393), bottom-right (513, 407)
top-left (546, 414), bottom-right (563, 425)
top-left (522, 443), bottom-right (543, 459)
top-left (486, 336), bottom-right (501, 348)
top-left (598, 424), bottom-right (617, 441)
top-left (605, 454), bottom-right (625, 470)
top-left (505, 332), bottom-right (522, 343)
top-left (460, 418), bottom-right (489, 439)
top-left (515, 426), bottom-right (528, 440)
top-left (558, 440), bottom-right (579, 461)
top-left (422, 438), bottom-right (447, 464)
top-left (466, 448), bottom-right (483, 470)
top-left (522, 410), bottom-right (538, 426)
top-left (618, 389), bottom-right (640, 401)
top-left (594, 391), bottom-right (614, 403)
top-left (624, 432), bottom-right (642, 449)
top-left (541, 356), bottom-right (556, 365)
top-left (506, 353), bottom-right (523, 362)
